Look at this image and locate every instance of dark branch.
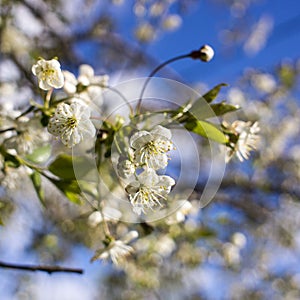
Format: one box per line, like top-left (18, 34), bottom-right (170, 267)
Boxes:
top-left (0, 260), bottom-right (84, 275)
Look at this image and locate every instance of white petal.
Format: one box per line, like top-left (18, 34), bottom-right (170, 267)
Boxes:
top-left (31, 64), bottom-right (41, 76)
top-left (151, 125), bottom-right (172, 140)
top-left (137, 168), bottom-right (158, 186)
top-left (148, 153), bottom-right (168, 170)
top-left (48, 59), bottom-right (61, 69)
top-left (78, 119), bottom-right (96, 138)
top-left (130, 131), bottom-right (151, 149)
top-left (38, 79), bottom-right (52, 91)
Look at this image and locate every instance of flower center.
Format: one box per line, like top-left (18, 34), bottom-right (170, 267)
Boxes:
top-left (139, 187), bottom-right (151, 202)
top-left (42, 69), bottom-right (55, 80)
top-left (66, 116), bottom-right (78, 129)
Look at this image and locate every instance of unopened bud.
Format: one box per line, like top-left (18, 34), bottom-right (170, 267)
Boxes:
top-left (189, 44), bottom-right (215, 62)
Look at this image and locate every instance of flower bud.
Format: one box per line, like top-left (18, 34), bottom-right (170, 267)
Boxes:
top-left (189, 44), bottom-right (215, 62)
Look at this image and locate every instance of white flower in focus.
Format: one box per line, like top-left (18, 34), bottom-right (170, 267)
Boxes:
top-left (32, 58), bottom-right (64, 90)
top-left (91, 231), bottom-right (138, 266)
top-left (226, 121), bottom-right (260, 162)
top-left (63, 64), bottom-right (109, 105)
top-left (126, 169), bottom-right (175, 215)
top-left (47, 101), bottom-right (96, 147)
top-left (130, 125), bottom-right (173, 170)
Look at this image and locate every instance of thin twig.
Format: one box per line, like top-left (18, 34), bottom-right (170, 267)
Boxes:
top-left (0, 260), bottom-right (83, 274)
top-left (136, 53), bottom-right (190, 115)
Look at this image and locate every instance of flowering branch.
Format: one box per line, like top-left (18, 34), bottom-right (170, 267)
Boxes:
top-left (0, 260), bottom-right (83, 275)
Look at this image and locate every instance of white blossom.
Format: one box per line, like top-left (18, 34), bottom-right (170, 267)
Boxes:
top-left (226, 121), bottom-right (260, 162)
top-left (63, 64), bottom-right (109, 105)
top-left (47, 101), bottom-right (96, 148)
top-left (126, 169), bottom-right (175, 215)
top-left (32, 58), bottom-right (64, 90)
top-left (165, 200), bottom-right (193, 225)
top-left (130, 125), bottom-right (173, 170)
top-left (162, 14), bottom-right (182, 31)
top-left (87, 207), bottom-right (122, 227)
top-left (4, 117), bottom-right (49, 155)
top-left (91, 231), bottom-right (138, 266)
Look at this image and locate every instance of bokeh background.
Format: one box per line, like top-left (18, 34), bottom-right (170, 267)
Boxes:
top-left (1, 0), bottom-right (300, 299)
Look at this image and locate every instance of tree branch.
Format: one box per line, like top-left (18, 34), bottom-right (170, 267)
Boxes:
top-left (0, 260), bottom-right (84, 275)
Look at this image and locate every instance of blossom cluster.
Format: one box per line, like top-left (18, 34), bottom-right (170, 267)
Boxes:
top-left (31, 58), bottom-right (107, 148)
top-left (117, 125), bottom-right (176, 215)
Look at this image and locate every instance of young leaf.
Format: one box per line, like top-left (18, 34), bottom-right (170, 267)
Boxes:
top-left (202, 83), bottom-right (228, 103)
top-left (210, 102), bottom-right (239, 116)
top-left (30, 171), bottom-right (45, 206)
top-left (184, 120), bottom-right (228, 144)
top-left (187, 84), bottom-right (228, 120)
top-left (48, 154), bottom-right (95, 180)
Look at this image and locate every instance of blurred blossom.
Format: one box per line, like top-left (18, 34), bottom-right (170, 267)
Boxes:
top-left (165, 200), bottom-right (192, 225)
top-left (155, 235), bottom-right (176, 257)
top-left (232, 232), bottom-right (247, 249)
top-left (0, 59), bottom-right (20, 81)
top-left (223, 243), bottom-right (241, 265)
top-left (244, 15), bottom-right (273, 56)
top-left (1, 25), bottom-right (30, 55)
top-left (111, 0), bottom-right (124, 5)
top-left (251, 73), bottom-right (277, 93)
top-left (149, 2), bottom-right (165, 16)
top-left (133, 3), bottom-right (146, 16)
top-left (87, 207), bottom-right (122, 227)
top-left (162, 14), bottom-right (182, 31)
top-left (91, 231), bottom-right (138, 266)
top-left (227, 87), bottom-right (247, 106)
top-left (135, 23), bottom-right (156, 42)
top-left (4, 117), bottom-right (49, 155)
top-left (63, 64), bottom-right (109, 106)
top-left (0, 166), bottom-right (29, 190)
top-left (14, 5), bottom-right (43, 37)
top-left (230, 0), bottom-right (249, 18)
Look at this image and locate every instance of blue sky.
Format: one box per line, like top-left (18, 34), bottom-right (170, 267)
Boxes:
top-left (113, 0), bottom-right (300, 86)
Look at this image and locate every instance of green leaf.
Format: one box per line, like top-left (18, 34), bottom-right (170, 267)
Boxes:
top-left (0, 216), bottom-right (3, 226)
top-left (186, 84), bottom-right (228, 120)
top-left (202, 83), bottom-right (228, 104)
top-left (30, 171), bottom-right (45, 206)
top-left (184, 120), bottom-right (228, 144)
top-left (50, 179), bottom-right (82, 204)
top-left (210, 102), bottom-right (239, 116)
top-left (26, 145), bottom-right (51, 164)
top-left (48, 154), bottom-right (95, 180)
